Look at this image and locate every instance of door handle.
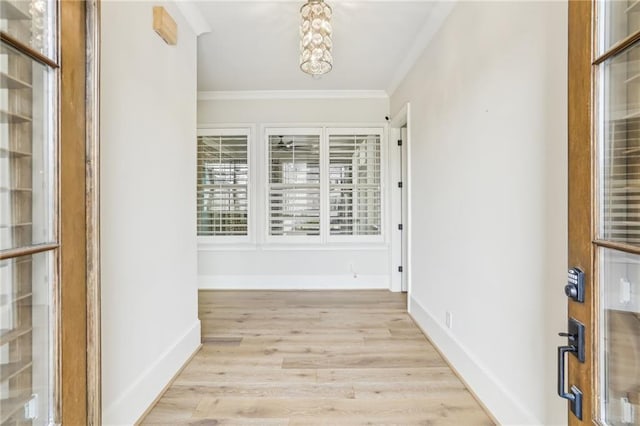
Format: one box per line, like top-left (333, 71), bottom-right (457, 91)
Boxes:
top-left (557, 344), bottom-right (583, 420)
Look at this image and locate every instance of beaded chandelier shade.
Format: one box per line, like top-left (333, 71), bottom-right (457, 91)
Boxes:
top-left (299, 0), bottom-right (333, 76)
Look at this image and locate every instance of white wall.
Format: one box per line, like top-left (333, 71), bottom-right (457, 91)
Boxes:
top-left (390, 2), bottom-right (568, 425)
top-left (101, 2), bottom-right (200, 424)
top-left (198, 97), bottom-right (392, 289)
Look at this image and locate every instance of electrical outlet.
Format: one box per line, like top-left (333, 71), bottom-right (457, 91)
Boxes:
top-left (445, 312), bottom-right (453, 329)
top-left (349, 262), bottom-right (357, 279)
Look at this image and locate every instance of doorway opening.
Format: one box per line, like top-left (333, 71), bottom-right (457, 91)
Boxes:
top-left (389, 103), bottom-right (411, 295)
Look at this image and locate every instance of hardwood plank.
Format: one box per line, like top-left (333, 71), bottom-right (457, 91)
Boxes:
top-left (283, 353), bottom-right (446, 369)
top-left (141, 291), bottom-right (493, 424)
top-left (202, 336), bottom-right (243, 346)
top-left (193, 396), bottom-right (489, 422)
top-left (163, 383), bottom-right (355, 399)
top-left (175, 367), bottom-right (318, 385)
top-left (316, 367), bottom-right (459, 384)
top-left (201, 328), bottom-right (393, 338)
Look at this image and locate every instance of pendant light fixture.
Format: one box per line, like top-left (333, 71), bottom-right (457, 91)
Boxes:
top-left (299, 0), bottom-right (333, 76)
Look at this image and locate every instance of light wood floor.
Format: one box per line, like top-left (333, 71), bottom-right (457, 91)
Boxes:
top-left (141, 290), bottom-right (493, 425)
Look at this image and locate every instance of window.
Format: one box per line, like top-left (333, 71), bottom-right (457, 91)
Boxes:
top-left (197, 126), bottom-right (384, 245)
top-left (267, 129), bottom-right (321, 237)
top-left (265, 127), bottom-right (383, 243)
top-left (197, 129), bottom-right (250, 239)
top-left (329, 132), bottom-right (382, 237)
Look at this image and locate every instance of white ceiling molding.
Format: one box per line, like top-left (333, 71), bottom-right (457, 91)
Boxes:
top-left (174, 1), bottom-right (211, 36)
top-left (386, 1), bottom-right (456, 96)
top-left (198, 90), bottom-right (390, 101)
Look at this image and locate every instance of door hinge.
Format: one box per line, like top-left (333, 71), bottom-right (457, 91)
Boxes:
top-left (398, 266), bottom-right (403, 273)
top-left (398, 224), bottom-right (403, 231)
top-left (397, 181), bottom-right (403, 188)
top-left (397, 139), bottom-right (402, 146)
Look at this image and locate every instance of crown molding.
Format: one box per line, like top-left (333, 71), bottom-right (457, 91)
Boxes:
top-left (198, 90), bottom-right (390, 101)
top-left (174, 1), bottom-right (211, 36)
top-left (386, 1), bottom-right (456, 96)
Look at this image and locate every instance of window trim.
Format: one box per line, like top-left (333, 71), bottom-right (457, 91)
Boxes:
top-left (325, 127), bottom-right (385, 244)
top-left (196, 123), bottom-right (387, 248)
top-left (197, 126), bottom-right (254, 244)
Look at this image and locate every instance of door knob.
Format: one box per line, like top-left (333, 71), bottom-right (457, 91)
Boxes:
top-left (564, 283), bottom-right (578, 299)
top-left (565, 268), bottom-right (585, 303)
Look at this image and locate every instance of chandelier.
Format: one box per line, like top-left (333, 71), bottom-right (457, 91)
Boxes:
top-left (299, 0), bottom-right (333, 76)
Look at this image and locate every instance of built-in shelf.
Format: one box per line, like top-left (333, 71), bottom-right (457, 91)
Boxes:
top-left (0, 326), bottom-right (32, 346)
top-left (0, 359), bottom-right (32, 382)
top-left (626, 0), bottom-right (640, 14)
top-left (0, 391), bottom-right (31, 424)
top-left (0, 146), bottom-right (32, 158)
top-left (0, 0), bottom-right (30, 21)
top-left (0, 109), bottom-right (32, 123)
top-left (0, 72), bottom-right (32, 90)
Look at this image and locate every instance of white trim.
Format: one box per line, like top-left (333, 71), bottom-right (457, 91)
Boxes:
top-left (262, 243), bottom-right (388, 251)
top-left (102, 320), bottom-right (201, 426)
top-left (386, 2), bottom-right (456, 96)
top-left (408, 296), bottom-right (541, 425)
top-left (389, 104), bottom-right (411, 294)
top-left (326, 127), bottom-right (386, 244)
top-left (198, 90), bottom-right (390, 101)
top-left (198, 122), bottom-right (256, 130)
top-left (197, 126), bottom-right (254, 243)
top-left (404, 105), bottom-right (412, 296)
top-left (174, 2), bottom-right (211, 36)
top-left (182, 0), bottom-right (434, 2)
top-left (198, 242), bottom-right (389, 251)
top-left (390, 104), bottom-right (409, 129)
top-left (199, 274), bottom-right (389, 290)
top-left (388, 126), bottom-right (402, 293)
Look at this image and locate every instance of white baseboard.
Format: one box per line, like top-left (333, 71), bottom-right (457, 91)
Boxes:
top-left (408, 296), bottom-right (541, 425)
top-left (103, 320), bottom-right (201, 426)
top-left (198, 274), bottom-right (389, 290)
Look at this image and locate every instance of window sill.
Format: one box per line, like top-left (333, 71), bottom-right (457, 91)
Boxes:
top-left (197, 242), bottom-right (389, 252)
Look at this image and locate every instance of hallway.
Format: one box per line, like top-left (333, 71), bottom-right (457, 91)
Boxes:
top-left (140, 291), bottom-right (493, 425)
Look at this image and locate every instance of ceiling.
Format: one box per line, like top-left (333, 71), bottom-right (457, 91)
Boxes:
top-left (192, 1), bottom-right (448, 94)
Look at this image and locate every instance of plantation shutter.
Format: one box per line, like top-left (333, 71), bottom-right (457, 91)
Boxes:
top-left (268, 134), bottom-right (321, 236)
top-left (329, 133), bottom-right (381, 236)
top-left (197, 134), bottom-right (248, 236)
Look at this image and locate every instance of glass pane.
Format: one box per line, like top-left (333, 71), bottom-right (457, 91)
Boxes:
top-left (329, 134), bottom-right (381, 236)
top-left (0, 251), bottom-right (54, 425)
top-left (268, 134), bottom-right (321, 236)
top-left (0, 42), bottom-right (55, 250)
top-left (599, 248), bottom-right (640, 425)
top-left (197, 135), bottom-right (248, 237)
top-left (0, 0), bottom-right (56, 59)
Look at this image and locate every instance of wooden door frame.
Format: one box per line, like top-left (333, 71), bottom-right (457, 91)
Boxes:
top-left (567, 0), bottom-right (593, 424)
top-left (85, 1), bottom-right (101, 424)
top-left (60, 0), bottom-right (101, 424)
